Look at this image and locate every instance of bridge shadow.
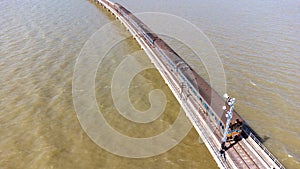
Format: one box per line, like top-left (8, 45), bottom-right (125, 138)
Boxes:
top-left (242, 124), bottom-right (266, 143)
top-left (224, 136), bottom-right (242, 151)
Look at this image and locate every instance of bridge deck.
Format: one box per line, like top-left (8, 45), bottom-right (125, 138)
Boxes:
top-left (95, 1), bottom-right (285, 168)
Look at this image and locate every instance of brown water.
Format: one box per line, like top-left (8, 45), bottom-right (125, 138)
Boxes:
top-left (0, 0), bottom-right (299, 168)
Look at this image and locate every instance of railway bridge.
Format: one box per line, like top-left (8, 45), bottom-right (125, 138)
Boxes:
top-left (93, 0), bottom-right (285, 168)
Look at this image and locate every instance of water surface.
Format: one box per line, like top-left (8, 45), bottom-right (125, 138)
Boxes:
top-left (0, 0), bottom-right (299, 168)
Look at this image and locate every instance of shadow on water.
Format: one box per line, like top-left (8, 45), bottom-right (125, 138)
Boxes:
top-left (242, 123), bottom-right (265, 143)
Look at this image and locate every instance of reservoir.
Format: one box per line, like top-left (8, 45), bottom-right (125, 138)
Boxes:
top-left (0, 0), bottom-right (299, 168)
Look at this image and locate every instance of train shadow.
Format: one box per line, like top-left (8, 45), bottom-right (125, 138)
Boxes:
top-left (224, 136), bottom-right (243, 151)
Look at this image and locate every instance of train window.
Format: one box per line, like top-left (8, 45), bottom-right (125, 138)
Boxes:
top-left (192, 89), bottom-right (196, 95)
top-left (209, 110), bottom-right (213, 116)
top-left (203, 103), bottom-right (208, 110)
top-left (199, 97), bottom-right (202, 103)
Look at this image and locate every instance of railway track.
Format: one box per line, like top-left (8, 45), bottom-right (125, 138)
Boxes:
top-left (231, 141), bottom-right (259, 169)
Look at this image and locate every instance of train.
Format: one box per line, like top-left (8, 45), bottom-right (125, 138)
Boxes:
top-left (101, 0), bottom-right (245, 142)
